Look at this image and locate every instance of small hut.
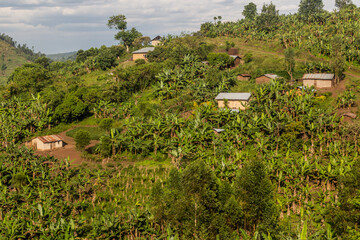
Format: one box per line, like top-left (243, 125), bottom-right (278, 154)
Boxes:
top-left (132, 47), bottom-right (155, 61)
top-left (151, 36), bottom-right (161, 46)
top-left (301, 73), bottom-right (335, 88)
top-left (237, 74), bottom-right (251, 81)
top-left (230, 55), bottom-right (242, 67)
top-left (29, 135), bottom-right (64, 151)
top-left (215, 92), bottom-right (251, 110)
top-left (255, 74), bottom-right (279, 84)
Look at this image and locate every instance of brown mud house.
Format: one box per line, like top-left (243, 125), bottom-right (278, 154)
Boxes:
top-left (301, 73), bottom-right (335, 88)
top-left (230, 55), bottom-right (243, 67)
top-left (151, 36), bottom-right (161, 46)
top-left (215, 92), bottom-right (252, 111)
top-left (237, 74), bottom-right (251, 81)
top-left (132, 47), bottom-right (155, 61)
top-left (256, 74), bottom-right (279, 84)
top-left (28, 135), bottom-right (64, 151)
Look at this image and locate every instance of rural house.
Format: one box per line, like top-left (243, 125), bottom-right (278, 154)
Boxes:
top-left (151, 36), bottom-right (161, 46)
top-left (237, 74), bottom-right (251, 81)
top-left (230, 55), bottom-right (242, 67)
top-left (301, 73), bottom-right (335, 88)
top-left (256, 74), bottom-right (279, 84)
top-left (132, 47), bottom-right (155, 61)
top-left (215, 92), bottom-right (252, 110)
top-left (29, 135), bottom-right (64, 151)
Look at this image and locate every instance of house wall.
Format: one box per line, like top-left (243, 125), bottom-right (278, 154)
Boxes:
top-left (237, 75), bottom-right (250, 81)
top-left (217, 100), bottom-right (248, 110)
top-left (234, 58), bottom-right (241, 67)
top-left (303, 79), bottom-right (333, 88)
top-left (151, 40), bottom-right (160, 46)
top-left (132, 53), bottom-right (147, 61)
top-left (256, 76), bottom-right (271, 84)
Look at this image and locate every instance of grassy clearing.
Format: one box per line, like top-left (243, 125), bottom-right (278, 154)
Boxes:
top-left (66, 127), bottom-right (107, 140)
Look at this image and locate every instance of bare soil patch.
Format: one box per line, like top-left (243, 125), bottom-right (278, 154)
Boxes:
top-left (35, 126), bottom-right (99, 166)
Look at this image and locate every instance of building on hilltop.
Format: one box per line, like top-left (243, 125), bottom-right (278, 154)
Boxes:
top-left (151, 36), bottom-right (161, 46)
top-left (255, 74), bottom-right (279, 84)
top-left (215, 92), bottom-right (251, 111)
top-left (132, 47), bottom-right (155, 61)
top-left (301, 73), bottom-right (335, 88)
top-left (28, 135), bottom-right (64, 151)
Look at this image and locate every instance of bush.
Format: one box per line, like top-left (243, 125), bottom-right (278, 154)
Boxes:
top-left (207, 52), bottom-right (233, 69)
top-left (135, 59), bottom-right (146, 65)
top-left (100, 136), bottom-right (112, 157)
top-left (74, 130), bottom-right (91, 150)
top-left (99, 118), bottom-right (114, 132)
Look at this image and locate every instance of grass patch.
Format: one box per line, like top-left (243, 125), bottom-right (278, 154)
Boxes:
top-left (135, 159), bottom-right (172, 168)
top-left (66, 127), bottom-right (107, 140)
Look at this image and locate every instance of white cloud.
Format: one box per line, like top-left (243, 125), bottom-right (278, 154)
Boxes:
top-left (0, 0), bottom-right (342, 53)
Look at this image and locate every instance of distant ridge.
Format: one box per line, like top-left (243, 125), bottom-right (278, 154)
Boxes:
top-left (47, 51), bottom-right (77, 62)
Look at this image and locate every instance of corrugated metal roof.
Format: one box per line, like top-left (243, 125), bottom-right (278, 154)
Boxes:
top-left (215, 92), bottom-right (251, 101)
top-left (229, 55), bottom-right (241, 59)
top-left (264, 74), bottom-right (279, 79)
top-left (302, 73), bottom-right (335, 80)
top-left (132, 47), bottom-right (155, 54)
top-left (213, 128), bottom-right (225, 133)
top-left (37, 135), bottom-right (63, 143)
top-left (152, 36), bottom-right (161, 41)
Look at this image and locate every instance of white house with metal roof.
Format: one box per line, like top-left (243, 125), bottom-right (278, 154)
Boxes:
top-left (132, 47), bottom-right (155, 61)
top-left (29, 135), bottom-right (64, 151)
top-left (215, 92), bottom-right (251, 110)
top-left (301, 73), bottom-right (335, 88)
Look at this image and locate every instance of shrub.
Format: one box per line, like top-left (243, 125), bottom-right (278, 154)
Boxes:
top-left (135, 59), bottom-right (146, 65)
top-left (74, 130), bottom-right (91, 150)
top-left (207, 52), bottom-right (233, 69)
top-left (99, 118), bottom-right (114, 132)
top-left (100, 136), bottom-right (112, 157)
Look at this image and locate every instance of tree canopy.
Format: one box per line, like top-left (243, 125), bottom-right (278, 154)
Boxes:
top-left (107, 14), bottom-right (143, 52)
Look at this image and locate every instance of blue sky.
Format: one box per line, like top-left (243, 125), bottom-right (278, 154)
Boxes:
top-left (0, 0), bottom-right (354, 54)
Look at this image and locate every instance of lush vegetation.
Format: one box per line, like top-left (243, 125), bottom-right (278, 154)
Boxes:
top-left (2, 4), bottom-right (360, 239)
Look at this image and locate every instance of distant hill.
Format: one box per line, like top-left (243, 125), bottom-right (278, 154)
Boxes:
top-left (0, 39), bottom-right (30, 85)
top-left (47, 51), bottom-right (77, 62)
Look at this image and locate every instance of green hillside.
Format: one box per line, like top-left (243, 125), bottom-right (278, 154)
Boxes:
top-left (3, 5), bottom-right (360, 239)
top-left (0, 40), bottom-right (30, 85)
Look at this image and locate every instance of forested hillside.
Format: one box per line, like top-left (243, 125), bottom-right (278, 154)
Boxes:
top-left (1, 3), bottom-right (360, 239)
top-left (0, 33), bottom-right (45, 85)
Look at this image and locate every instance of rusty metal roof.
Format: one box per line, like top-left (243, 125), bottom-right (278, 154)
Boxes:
top-left (302, 73), bottom-right (335, 80)
top-left (37, 135), bottom-right (63, 143)
top-left (215, 92), bottom-right (251, 101)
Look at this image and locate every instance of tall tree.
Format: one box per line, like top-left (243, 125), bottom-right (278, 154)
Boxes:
top-left (235, 158), bottom-right (278, 236)
top-left (242, 2), bottom-right (257, 21)
top-left (298, 0), bottom-right (324, 18)
top-left (256, 2), bottom-right (279, 33)
top-left (107, 14), bottom-right (142, 52)
top-left (330, 35), bottom-right (346, 84)
top-left (284, 47), bottom-right (296, 80)
top-left (335, 0), bottom-right (354, 10)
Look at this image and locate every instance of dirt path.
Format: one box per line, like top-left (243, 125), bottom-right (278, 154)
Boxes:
top-left (35, 126), bottom-right (99, 166)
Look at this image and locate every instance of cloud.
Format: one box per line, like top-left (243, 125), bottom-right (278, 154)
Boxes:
top-left (0, 0), bottom-right (339, 53)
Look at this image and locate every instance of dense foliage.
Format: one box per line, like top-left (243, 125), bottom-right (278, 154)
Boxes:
top-left (2, 4), bottom-right (360, 238)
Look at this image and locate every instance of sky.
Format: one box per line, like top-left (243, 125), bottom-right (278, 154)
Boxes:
top-left (0, 0), bottom-right (356, 54)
